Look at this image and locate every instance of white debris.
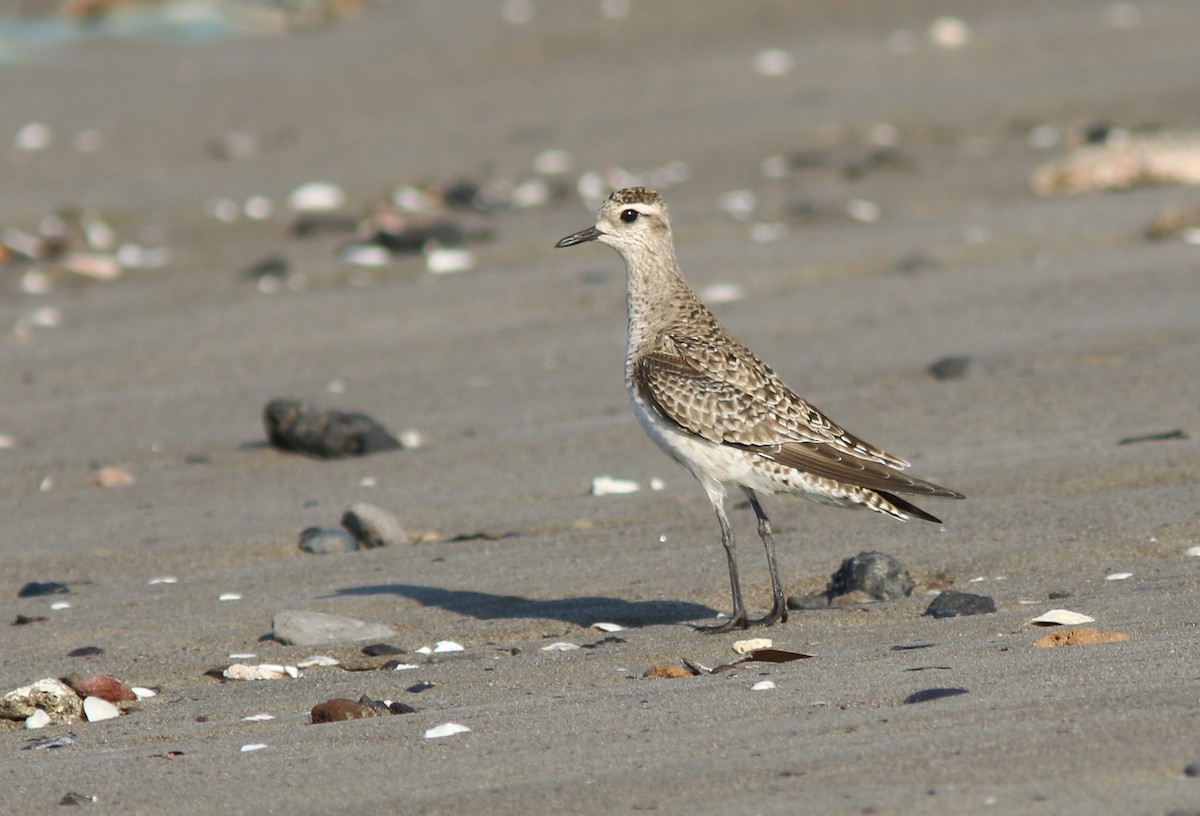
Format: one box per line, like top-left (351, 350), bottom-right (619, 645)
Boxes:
top-left (424, 722), bottom-right (470, 739)
top-left (425, 247), bottom-right (474, 274)
top-left (649, 478), bottom-right (665, 491)
top-left (511, 178), bottom-right (551, 208)
top-left (339, 244), bottom-right (391, 267)
top-left (592, 622), bottom-right (627, 633)
top-left (15, 122), bottom-right (52, 151)
top-left (244, 196), bottom-right (274, 220)
top-left (297, 655), bottom-right (340, 668)
top-left (1187, 546), bottom-right (1200, 557)
top-left (753, 49), bottom-right (794, 77)
top-left (50, 601), bottom-right (71, 610)
top-left (1106, 572), bottom-right (1133, 581)
top-left (541, 642), bottom-right (580, 652)
top-left (591, 475), bottom-right (640, 496)
top-left (288, 181), bottom-right (345, 213)
top-left (389, 663), bottom-right (420, 671)
top-left (759, 155), bottom-right (790, 179)
top-left (223, 663), bottom-right (300, 681)
top-left (147, 576), bottom-right (177, 585)
top-left (846, 198), bottom-right (881, 223)
top-left (698, 283), bottom-right (745, 304)
top-left (0, 434), bottom-right (15, 449)
top-left (534, 149), bottom-right (572, 175)
top-left (240, 743), bottom-right (267, 753)
top-left (928, 16), bottom-right (971, 49)
top-left (131, 687), bottom-right (157, 700)
top-left (415, 646), bottom-right (433, 655)
top-left (433, 640), bottom-right (464, 653)
top-left (733, 638), bottom-right (773, 654)
top-left (208, 197), bottom-right (241, 223)
top-left (1028, 609), bottom-right (1096, 626)
top-left (399, 429), bottom-right (423, 449)
top-left (19, 270), bottom-right (51, 295)
top-left (750, 223), bottom-right (788, 243)
top-left (218, 593), bottom-right (242, 601)
top-left (82, 696), bottom-right (120, 723)
top-left (24, 709), bottom-right (51, 729)
top-left (243, 713), bottom-right (275, 722)
top-left (719, 189), bottom-right (757, 220)
top-left (751, 680), bottom-right (776, 691)
top-left (228, 653), bottom-right (257, 660)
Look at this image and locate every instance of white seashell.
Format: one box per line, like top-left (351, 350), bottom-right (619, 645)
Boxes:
top-left (733, 638), bottom-right (773, 654)
top-left (339, 244), bottom-right (391, 267)
top-left (131, 687), bottom-right (156, 700)
top-left (415, 646), bottom-right (433, 655)
top-left (228, 653), bottom-right (257, 660)
top-left (753, 49), bottom-right (793, 77)
top-left (591, 476), bottom-right (640, 496)
top-left (425, 247), bottom-right (474, 274)
top-left (297, 655), bottom-right (340, 668)
top-left (359, 477), bottom-right (377, 487)
top-left (433, 640), bottom-right (464, 653)
top-left (1105, 572), bottom-right (1133, 581)
top-left (147, 576), bottom-right (177, 585)
top-left (399, 429), bottom-right (423, 449)
top-left (243, 713), bottom-right (274, 722)
top-left (424, 722), bottom-right (470, 739)
top-left (592, 622), bottom-right (626, 633)
top-left (968, 576), bottom-right (987, 583)
top-left (240, 743), bottom-right (267, 753)
top-left (1029, 609), bottom-right (1095, 626)
top-left (25, 307), bottom-right (63, 328)
top-left (83, 696), bottom-right (120, 722)
top-left (1187, 546), bottom-right (1200, 557)
top-left (649, 478), bottom-right (665, 491)
top-left (15, 122), bottom-right (52, 151)
top-left (223, 664), bottom-right (289, 681)
top-left (390, 663), bottom-right (420, 671)
top-left (218, 593), bottom-right (242, 601)
top-left (288, 182), bottom-right (345, 213)
top-left (541, 642), bottom-right (580, 652)
top-left (698, 283), bottom-right (745, 304)
top-left (20, 270), bottom-right (51, 294)
top-left (25, 709), bottom-right (51, 729)
top-left (50, 601), bottom-right (71, 610)
top-left (751, 680), bottom-right (776, 691)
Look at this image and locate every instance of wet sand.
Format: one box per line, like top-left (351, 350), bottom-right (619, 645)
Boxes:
top-left (3, 1), bottom-right (1200, 813)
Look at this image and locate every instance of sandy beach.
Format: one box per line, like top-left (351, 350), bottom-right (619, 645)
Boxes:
top-left (3, 1), bottom-right (1200, 813)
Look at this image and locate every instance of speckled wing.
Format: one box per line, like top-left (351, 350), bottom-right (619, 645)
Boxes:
top-left (633, 337), bottom-right (961, 498)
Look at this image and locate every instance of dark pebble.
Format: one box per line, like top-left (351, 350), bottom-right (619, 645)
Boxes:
top-left (18, 581), bottom-right (69, 598)
top-left (59, 792), bottom-right (96, 806)
top-left (904, 687), bottom-right (969, 704)
top-left (311, 698), bottom-right (377, 724)
top-left (406, 681), bottom-right (436, 693)
top-left (826, 551), bottom-right (914, 601)
top-left (1048, 590), bottom-right (1073, 600)
top-left (22, 735), bottom-right (78, 751)
top-left (1184, 762), bottom-right (1200, 778)
top-left (341, 503), bottom-right (408, 549)
top-left (263, 399), bottom-right (401, 459)
top-left (67, 646), bottom-right (105, 657)
top-left (362, 643), bottom-right (405, 657)
top-left (389, 701), bottom-right (416, 715)
top-left (13, 614), bottom-right (48, 625)
top-left (373, 221), bottom-right (466, 254)
top-left (241, 255), bottom-right (289, 281)
top-left (928, 355), bottom-right (992, 381)
top-left (923, 590), bottom-right (997, 619)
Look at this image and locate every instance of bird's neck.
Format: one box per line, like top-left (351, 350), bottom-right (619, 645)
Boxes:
top-left (623, 246), bottom-right (701, 360)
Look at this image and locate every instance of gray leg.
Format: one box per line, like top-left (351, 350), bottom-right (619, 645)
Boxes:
top-left (744, 489), bottom-right (788, 626)
top-left (699, 501), bottom-right (749, 632)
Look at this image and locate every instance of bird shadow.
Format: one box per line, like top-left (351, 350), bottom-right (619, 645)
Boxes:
top-left (328, 583), bottom-right (714, 628)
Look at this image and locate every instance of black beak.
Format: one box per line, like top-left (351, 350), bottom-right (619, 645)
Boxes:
top-left (555, 225), bottom-right (602, 248)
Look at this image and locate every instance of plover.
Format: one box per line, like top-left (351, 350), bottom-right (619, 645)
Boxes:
top-left (555, 187), bottom-right (964, 632)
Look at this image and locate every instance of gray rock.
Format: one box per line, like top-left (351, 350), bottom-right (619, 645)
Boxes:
top-left (272, 609), bottom-right (396, 646)
top-left (298, 526), bottom-right (357, 555)
top-left (923, 589), bottom-right (997, 618)
top-left (826, 551), bottom-right (915, 601)
top-left (341, 503), bottom-right (408, 549)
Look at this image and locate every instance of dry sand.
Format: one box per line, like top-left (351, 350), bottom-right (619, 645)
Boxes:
top-left (2, 1), bottom-right (1200, 813)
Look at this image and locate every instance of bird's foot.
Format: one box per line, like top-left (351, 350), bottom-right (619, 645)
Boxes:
top-left (695, 612), bottom-right (749, 633)
top-left (748, 604), bottom-right (788, 628)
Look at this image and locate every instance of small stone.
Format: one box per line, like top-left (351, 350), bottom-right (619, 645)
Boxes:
top-left (263, 399), bottom-right (401, 459)
top-left (311, 698), bottom-right (377, 724)
top-left (12, 615), bottom-right (48, 625)
top-left (923, 590), bottom-right (997, 618)
top-left (82, 696), bottom-right (120, 722)
top-left (341, 503), bottom-right (408, 549)
top-left (928, 355), bottom-right (992, 381)
top-left (298, 527), bottom-right (357, 555)
top-left (17, 581), bottom-right (69, 598)
top-left (1183, 762), bottom-right (1200, 778)
top-left (72, 674), bottom-right (135, 703)
top-left (361, 643), bottom-right (405, 657)
top-left (643, 663), bottom-right (692, 679)
top-left (67, 646), bottom-right (105, 658)
top-left (826, 551), bottom-right (915, 601)
top-left (272, 609), bottom-right (397, 647)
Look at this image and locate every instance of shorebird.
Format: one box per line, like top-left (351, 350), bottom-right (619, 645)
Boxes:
top-left (555, 187), bottom-right (964, 632)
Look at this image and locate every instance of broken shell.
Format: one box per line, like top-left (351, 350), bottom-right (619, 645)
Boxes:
top-left (25, 709), bottom-right (51, 729)
top-left (751, 680), bottom-right (776, 691)
top-left (733, 638), bottom-right (773, 654)
top-left (425, 247), bottom-right (474, 274)
top-left (240, 743), bottom-right (267, 753)
top-left (91, 466), bottom-right (134, 487)
top-left (540, 642), bottom-right (579, 652)
top-left (591, 622), bottom-right (626, 633)
top-left (82, 696), bottom-right (120, 722)
top-left (423, 722), bottom-right (470, 739)
top-left (591, 475), bottom-right (640, 496)
top-left (288, 182), bottom-right (345, 213)
top-left (1028, 609), bottom-right (1095, 626)
top-left (433, 640), bottom-right (464, 653)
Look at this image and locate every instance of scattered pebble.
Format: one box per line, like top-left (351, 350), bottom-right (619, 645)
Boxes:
top-left (90, 465), bottom-right (134, 488)
top-left (147, 576), bottom-right (178, 585)
top-left (591, 475), bottom-right (640, 496)
top-left (1183, 762), bottom-right (1200, 778)
top-left (424, 722), bottom-right (470, 739)
top-left (826, 551), bottom-right (915, 601)
top-left (923, 590), bottom-right (996, 618)
top-left (311, 698), bottom-right (376, 724)
top-left (845, 198), bottom-right (881, 223)
top-left (298, 526), bottom-right (357, 555)
top-left (751, 680), bottom-right (776, 691)
top-left (1033, 627), bottom-right (1129, 647)
top-left (733, 638), bottom-right (773, 654)
top-left (1028, 609), bottom-right (1095, 626)
top-left (263, 398), bottom-right (402, 459)
top-left (59, 792), bottom-right (97, 806)
top-left (338, 243), bottom-right (392, 267)
top-left (341, 503), bottom-right (408, 549)
top-left (18, 581), bottom-right (69, 598)
top-left (15, 122), bottom-right (52, 151)
top-left (50, 601), bottom-right (72, 611)
top-left (719, 189), bottom-right (757, 220)
top-left (67, 646), bottom-right (104, 658)
top-left (1117, 429), bottom-right (1187, 445)
top-left (1, 678), bottom-right (83, 723)
top-left (272, 609), bottom-right (397, 647)
top-left (82, 696), bottom-right (120, 723)
top-left (1187, 546), bottom-right (1200, 558)
top-left (362, 643), bottom-right (405, 657)
top-left (22, 734), bottom-right (78, 750)
top-left (425, 246), bottom-right (475, 274)
top-left (928, 355), bottom-right (992, 381)
top-left (72, 674), bottom-right (135, 703)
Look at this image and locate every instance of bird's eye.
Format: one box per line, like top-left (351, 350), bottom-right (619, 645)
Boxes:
top-left (620, 209), bottom-right (639, 223)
